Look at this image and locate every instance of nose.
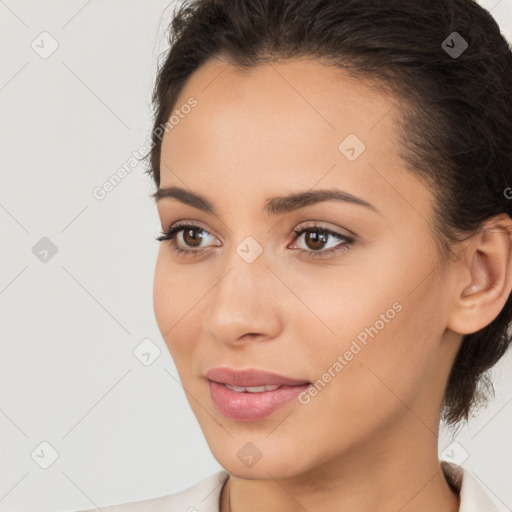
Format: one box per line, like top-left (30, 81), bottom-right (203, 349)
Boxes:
top-left (203, 257), bottom-right (282, 347)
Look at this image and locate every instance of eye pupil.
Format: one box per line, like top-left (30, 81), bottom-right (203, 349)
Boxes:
top-left (305, 230), bottom-right (327, 250)
top-left (183, 228), bottom-right (203, 247)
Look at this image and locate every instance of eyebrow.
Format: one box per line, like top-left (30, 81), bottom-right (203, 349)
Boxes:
top-left (151, 186), bottom-right (381, 216)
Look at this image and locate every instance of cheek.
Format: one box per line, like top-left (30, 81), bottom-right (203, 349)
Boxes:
top-left (153, 248), bottom-right (195, 330)
top-left (153, 250), bottom-right (187, 353)
top-left (152, 249), bottom-right (205, 372)
top-left (291, 302), bottom-right (437, 454)
top-left (294, 242), bottom-right (442, 409)
top-left (152, 249), bottom-right (170, 335)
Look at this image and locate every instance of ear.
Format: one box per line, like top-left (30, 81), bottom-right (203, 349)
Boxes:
top-left (447, 214), bottom-right (512, 335)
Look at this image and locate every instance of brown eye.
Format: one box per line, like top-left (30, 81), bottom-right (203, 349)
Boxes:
top-left (182, 227), bottom-right (205, 248)
top-left (156, 222), bottom-right (218, 257)
top-left (302, 230), bottom-right (330, 251)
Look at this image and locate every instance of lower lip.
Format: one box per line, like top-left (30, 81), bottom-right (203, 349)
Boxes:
top-left (208, 380), bottom-right (310, 421)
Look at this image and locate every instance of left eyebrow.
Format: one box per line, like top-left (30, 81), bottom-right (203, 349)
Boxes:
top-left (151, 186), bottom-right (382, 216)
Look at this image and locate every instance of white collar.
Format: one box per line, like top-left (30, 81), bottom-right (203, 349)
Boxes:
top-left (440, 460), bottom-right (501, 511)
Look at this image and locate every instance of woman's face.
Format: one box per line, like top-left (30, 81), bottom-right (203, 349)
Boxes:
top-left (153, 58), bottom-right (462, 478)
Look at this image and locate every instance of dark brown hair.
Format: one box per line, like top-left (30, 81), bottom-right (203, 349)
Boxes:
top-left (145, 0), bottom-right (512, 428)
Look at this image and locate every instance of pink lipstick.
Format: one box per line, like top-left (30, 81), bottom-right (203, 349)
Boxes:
top-left (206, 367), bottom-right (310, 421)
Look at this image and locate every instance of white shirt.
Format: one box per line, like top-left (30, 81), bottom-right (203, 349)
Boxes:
top-left (77, 461), bottom-right (500, 511)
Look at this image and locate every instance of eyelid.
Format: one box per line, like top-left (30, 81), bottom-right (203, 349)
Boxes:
top-left (163, 220), bottom-right (219, 243)
top-left (160, 218), bottom-right (355, 240)
top-left (292, 221), bottom-right (357, 240)
top-left (160, 219), bottom-right (219, 240)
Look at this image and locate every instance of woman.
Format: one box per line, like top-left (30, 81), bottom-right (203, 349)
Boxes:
top-left (80, 0), bottom-right (512, 510)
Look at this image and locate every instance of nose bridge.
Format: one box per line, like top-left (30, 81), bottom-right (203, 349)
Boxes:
top-left (203, 245), bottom-right (280, 343)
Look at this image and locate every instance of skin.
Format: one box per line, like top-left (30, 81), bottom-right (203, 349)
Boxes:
top-left (153, 57), bottom-right (512, 512)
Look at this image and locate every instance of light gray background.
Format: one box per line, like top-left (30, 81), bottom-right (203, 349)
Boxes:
top-left (1, 1), bottom-right (511, 511)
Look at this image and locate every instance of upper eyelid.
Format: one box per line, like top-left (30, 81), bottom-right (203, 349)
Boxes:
top-left (165, 221), bottom-right (354, 243)
top-left (161, 220), bottom-right (213, 236)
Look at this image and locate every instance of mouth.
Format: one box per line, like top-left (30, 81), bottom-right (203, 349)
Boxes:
top-left (208, 381), bottom-right (311, 421)
top-left (221, 383), bottom-right (289, 393)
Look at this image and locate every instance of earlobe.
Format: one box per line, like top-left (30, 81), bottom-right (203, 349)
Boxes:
top-left (447, 215), bottom-right (512, 335)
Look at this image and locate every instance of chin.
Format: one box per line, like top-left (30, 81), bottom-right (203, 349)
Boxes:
top-left (205, 433), bottom-right (317, 480)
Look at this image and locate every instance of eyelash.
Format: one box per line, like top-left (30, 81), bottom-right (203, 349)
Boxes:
top-left (156, 221), bottom-right (355, 259)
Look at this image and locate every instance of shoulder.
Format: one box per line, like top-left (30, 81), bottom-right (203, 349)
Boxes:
top-left (75, 470), bottom-right (229, 512)
top-left (441, 460), bottom-right (501, 512)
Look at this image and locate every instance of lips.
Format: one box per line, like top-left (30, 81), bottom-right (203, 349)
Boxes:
top-left (205, 367), bottom-right (310, 387)
top-left (208, 380), bottom-right (311, 421)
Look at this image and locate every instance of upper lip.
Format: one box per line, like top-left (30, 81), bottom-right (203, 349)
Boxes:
top-left (205, 367), bottom-right (310, 387)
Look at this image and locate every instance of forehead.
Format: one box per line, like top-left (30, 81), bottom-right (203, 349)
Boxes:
top-left (159, 57), bottom-right (431, 221)
top-left (164, 57), bottom-right (400, 152)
